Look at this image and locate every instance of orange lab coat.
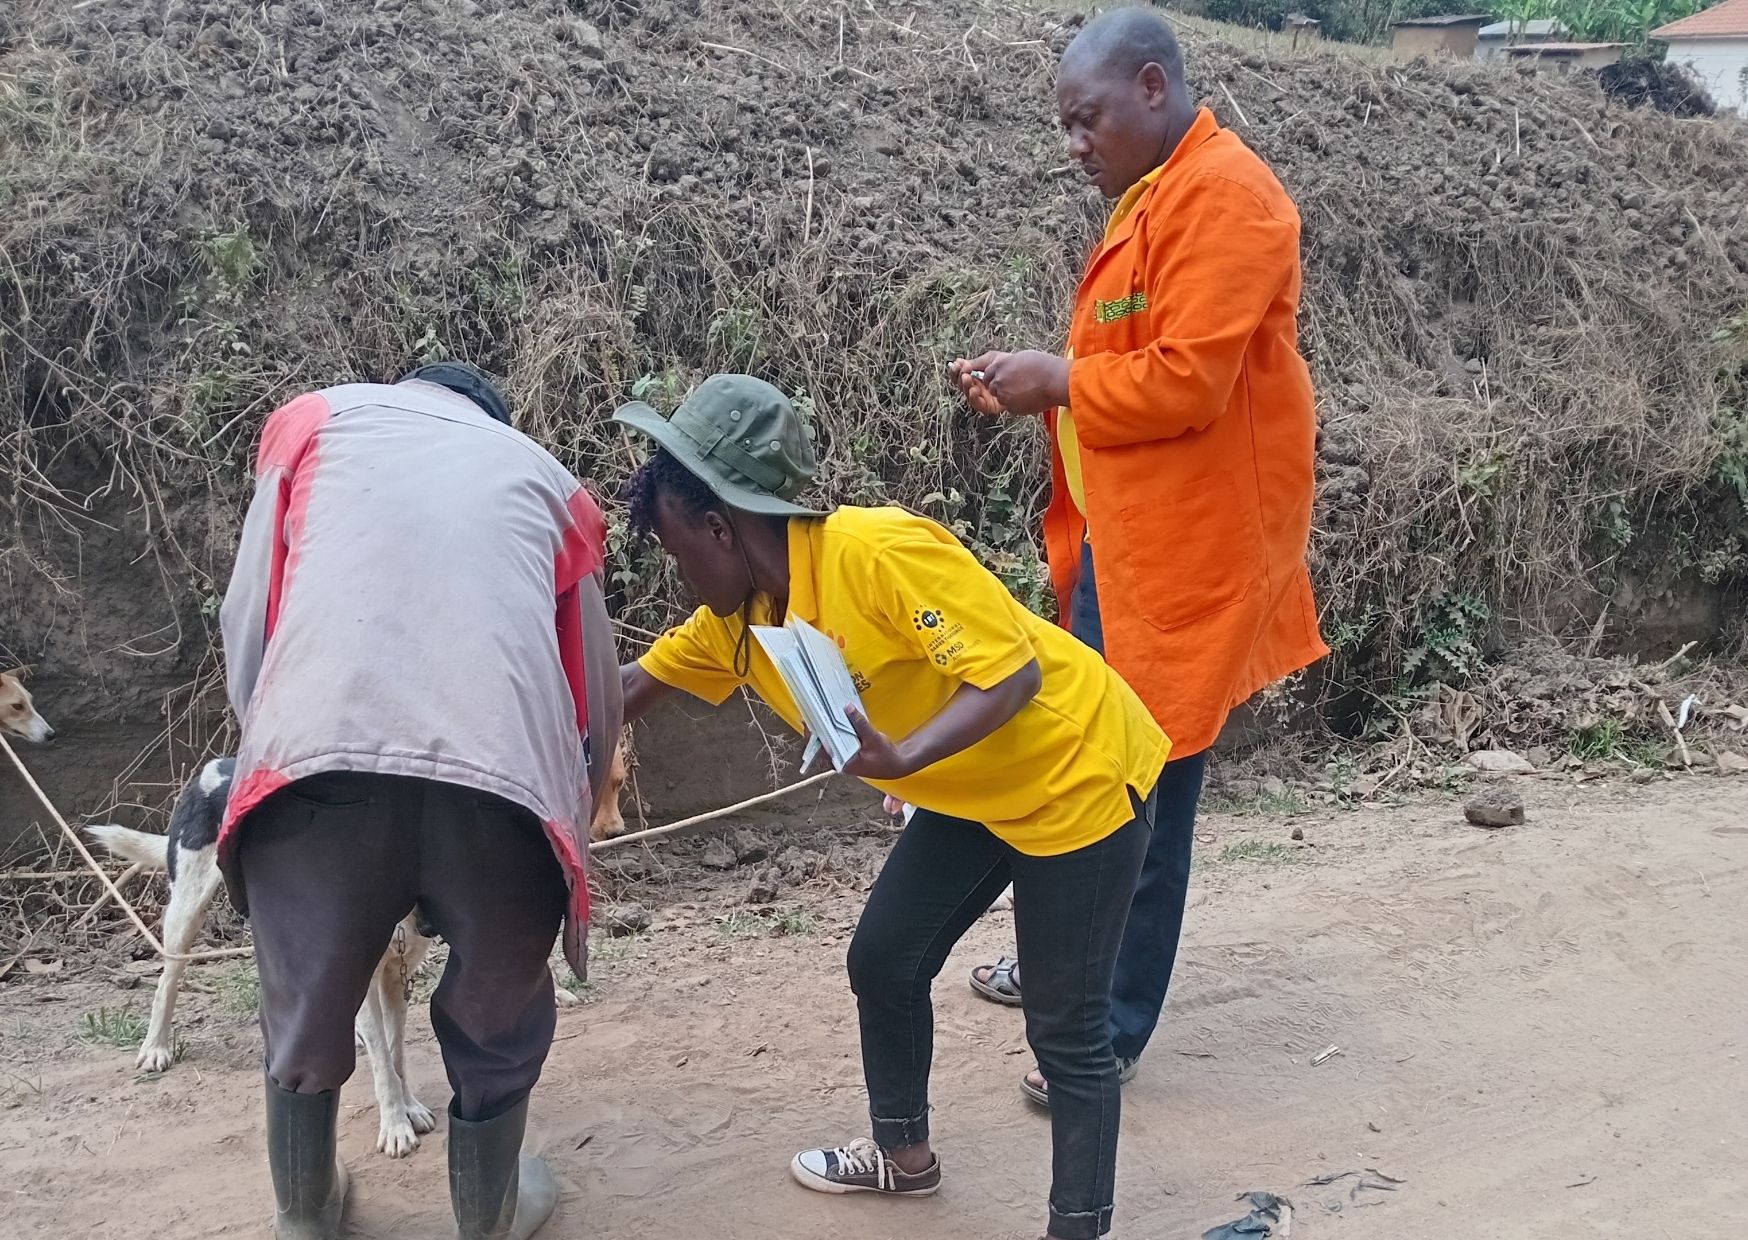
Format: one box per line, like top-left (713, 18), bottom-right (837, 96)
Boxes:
top-left (1046, 108), bottom-right (1329, 757)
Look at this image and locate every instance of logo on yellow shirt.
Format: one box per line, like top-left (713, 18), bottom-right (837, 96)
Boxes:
top-left (1093, 290), bottom-right (1149, 324)
top-left (914, 608), bottom-right (968, 666)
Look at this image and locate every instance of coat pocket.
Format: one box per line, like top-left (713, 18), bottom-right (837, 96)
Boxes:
top-left (1116, 469), bottom-right (1261, 632)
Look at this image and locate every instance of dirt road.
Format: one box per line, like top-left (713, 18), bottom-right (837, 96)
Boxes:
top-left (3, 776), bottom-right (1745, 1238)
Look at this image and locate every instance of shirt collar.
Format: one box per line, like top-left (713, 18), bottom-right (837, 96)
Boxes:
top-left (782, 516), bottom-right (821, 624)
top-left (1103, 107), bottom-right (1221, 239)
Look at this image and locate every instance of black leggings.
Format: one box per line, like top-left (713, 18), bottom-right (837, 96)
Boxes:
top-left (848, 801), bottom-right (1150, 1240)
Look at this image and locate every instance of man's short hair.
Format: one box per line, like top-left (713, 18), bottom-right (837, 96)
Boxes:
top-left (1062, 7), bottom-right (1184, 83)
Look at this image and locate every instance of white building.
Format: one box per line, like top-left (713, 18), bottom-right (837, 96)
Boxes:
top-left (1654, 0), bottom-right (1748, 114)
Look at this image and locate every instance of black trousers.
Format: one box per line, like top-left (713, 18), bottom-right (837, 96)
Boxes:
top-left (848, 802), bottom-right (1150, 1240)
top-left (239, 771), bottom-right (567, 1121)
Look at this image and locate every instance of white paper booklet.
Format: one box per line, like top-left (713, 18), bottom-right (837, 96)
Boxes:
top-left (749, 618), bottom-right (866, 772)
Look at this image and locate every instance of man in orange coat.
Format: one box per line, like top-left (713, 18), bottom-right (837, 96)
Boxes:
top-left (952, 7), bottom-right (1327, 1104)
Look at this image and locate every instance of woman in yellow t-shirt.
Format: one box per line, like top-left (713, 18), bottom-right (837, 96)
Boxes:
top-left (612, 375), bottom-right (1166, 1240)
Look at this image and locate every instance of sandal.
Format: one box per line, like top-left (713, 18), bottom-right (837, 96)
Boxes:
top-left (969, 956), bottom-right (1024, 1007)
top-left (1020, 1056), bottom-right (1141, 1108)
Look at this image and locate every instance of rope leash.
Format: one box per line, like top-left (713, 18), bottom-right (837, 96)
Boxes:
top-left (2, 733), bottom-right (839, 959)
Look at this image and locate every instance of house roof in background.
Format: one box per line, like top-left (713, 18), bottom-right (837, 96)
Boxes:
top-left (1392, 13), bottom-right (1492, 27)
top-left (1479, 18), bottom-right (1566, 36)
top-left (1503, 40), bottom-right (1628, 51)
top-left (1654, 0), bottom-right (1748, 39)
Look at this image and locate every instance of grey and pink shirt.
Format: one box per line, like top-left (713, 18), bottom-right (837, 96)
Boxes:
top-left (217, 380), bottom-right (615, 973)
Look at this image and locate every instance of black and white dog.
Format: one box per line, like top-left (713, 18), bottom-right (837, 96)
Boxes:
top-left (89, 758), bottom-right (534, 1159)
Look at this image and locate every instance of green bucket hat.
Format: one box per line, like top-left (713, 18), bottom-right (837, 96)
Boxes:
top-left (613, 374), bottom-right (825, 518)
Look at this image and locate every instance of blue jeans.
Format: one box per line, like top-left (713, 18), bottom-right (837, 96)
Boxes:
top-left (1071, 541), bottom-right (1206, 1061)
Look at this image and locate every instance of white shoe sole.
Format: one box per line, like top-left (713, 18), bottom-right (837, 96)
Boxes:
top-left (789, 1153), bottom-right (940, 1197)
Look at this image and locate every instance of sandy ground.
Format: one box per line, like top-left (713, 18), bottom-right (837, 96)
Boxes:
top-left (3, 775), bottom-right (1745, 1239)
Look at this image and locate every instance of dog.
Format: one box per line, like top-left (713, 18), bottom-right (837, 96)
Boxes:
top-left (589, 731), bottom-right (635, 842)
top-left (88, 743), bottom-right (630, 1158)
top-left (0, 667), bottom-right (56, 744)
top-left (86, 759), bottom-right (437, 1157)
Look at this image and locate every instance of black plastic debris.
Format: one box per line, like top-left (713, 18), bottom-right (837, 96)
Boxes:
top-left (1306, 1167), bottom-right (1406, 1210)
top-left (1203, 1191), bottom-right (1288, 1239)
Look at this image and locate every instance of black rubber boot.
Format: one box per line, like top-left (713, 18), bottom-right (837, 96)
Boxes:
top-left (264, 1079), bottom-right (349, 1239)
top-left (448, 1098), bottom-right (558, 1240)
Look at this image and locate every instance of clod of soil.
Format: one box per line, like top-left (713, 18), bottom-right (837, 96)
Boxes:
top-left (745, 867), bottom-right (782, 906)
top-left (700, 839), bottom-right (738, 871)
top-left (730, 830), bottom-right (771, 866)
top-left (1465, 781), bottom-right (1526, 828)
top-left (600, 902), bottom-right (652, 936)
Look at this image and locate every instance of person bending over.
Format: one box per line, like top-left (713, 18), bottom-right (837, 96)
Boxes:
top-left (614, 373), bottom-right (1166, 1240)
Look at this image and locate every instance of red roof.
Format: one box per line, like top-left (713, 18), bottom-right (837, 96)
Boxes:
top-left (1654, 0), bottom-right (1748, 39)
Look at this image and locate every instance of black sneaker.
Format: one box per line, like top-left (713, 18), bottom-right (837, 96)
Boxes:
top-left (790, 1137), bottom-right (941, 1196)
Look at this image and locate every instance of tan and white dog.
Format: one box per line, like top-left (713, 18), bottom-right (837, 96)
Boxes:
top-left (0, 667), bottom-right (56, 744)
top-left (88, 738), bottom-right (631, 1159)
top-left (588, 733), bottom-right (635, 842)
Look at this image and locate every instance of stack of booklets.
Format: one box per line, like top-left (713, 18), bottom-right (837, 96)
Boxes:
top-left (750, 618), bottom-right (865, 772)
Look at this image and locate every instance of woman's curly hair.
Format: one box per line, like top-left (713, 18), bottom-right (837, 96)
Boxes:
top-left (621, 447), bottom-right (724, 540)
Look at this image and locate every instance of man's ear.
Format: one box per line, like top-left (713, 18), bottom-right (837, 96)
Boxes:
top-left (704, 509), bottom-right (735, 546)
top-left (1139, 61), bottom-right (1170, 107)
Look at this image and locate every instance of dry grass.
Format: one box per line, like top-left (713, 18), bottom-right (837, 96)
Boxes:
top-left (1, 0), bottom-right (1745, 796)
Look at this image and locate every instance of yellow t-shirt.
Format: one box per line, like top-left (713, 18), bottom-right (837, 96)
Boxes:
top-left (1057, 165), bottom-right (1168, 523)
top-left (640, 508), bottom-right (1169, 856)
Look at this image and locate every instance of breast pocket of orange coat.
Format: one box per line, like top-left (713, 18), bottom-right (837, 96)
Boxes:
top-left (1115, 468), bottom-right (1264, 632)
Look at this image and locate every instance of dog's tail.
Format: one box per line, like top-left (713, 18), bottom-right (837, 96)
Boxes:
top-left (85, 824), bottom-right (170, 871)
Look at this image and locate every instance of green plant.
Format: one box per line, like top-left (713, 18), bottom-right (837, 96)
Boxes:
top-left (200, 225), bottom-right (260, 292)
top-left (77, 1006), bottom-right (148, 1049)
top-left (555, 964), bottom-right (596, 1002)
top-left (1568, 716), bottom-right (1626, 760)
top-left (182, 367), bottom-right (235, 433)
top-left (589, 930), bottom-right (648, 966)
top-left (1404, 591), bottom-right (1490, 684)
top-left (1325, 609), bottom-right (1380, 655)
top-left (1220, 788), bottom-right (1309, 818)
top-left (1602, 499), bottom-right (1635, 548)
top-left (1213, 839), bottom-right (1299, 866)
top-left (1457, 449), bottom-right (1510, 501)
top-left (714, 911), bottom-right (771, 940)
top-left (771, 908), bottom-right (816, 937)
top-left (1716, 408), bottom-right (1748, 507)
top-left (213, 962), bottom-right (261, 1017)
top-left (708, 304), bottom-right (765, 371)
top-left (629, 367), bottom-right (686, 409)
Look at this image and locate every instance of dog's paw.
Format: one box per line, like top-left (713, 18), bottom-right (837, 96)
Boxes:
top-left (377, 1109), bottom-right (423, 1159)
top-left (405, 1095), bottom-right (437, 1135)
top-left (553, 984), bottom-right (583, 1008)
top-left (136, 1042), bottom-right (177, 1074)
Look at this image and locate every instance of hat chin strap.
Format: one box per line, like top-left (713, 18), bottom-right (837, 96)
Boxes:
top-left (728, 511), bottom-right (760, 679)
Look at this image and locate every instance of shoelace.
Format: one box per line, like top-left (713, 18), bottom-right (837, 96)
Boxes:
top-left (833, 1138), bottom-right (892, 1190)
